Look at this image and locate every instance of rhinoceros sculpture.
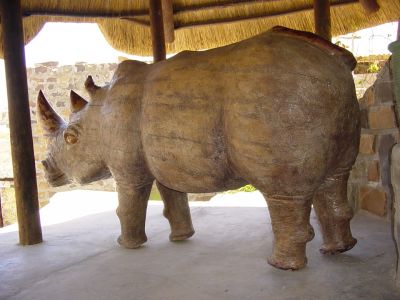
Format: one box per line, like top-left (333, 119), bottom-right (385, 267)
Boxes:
top-left (37, 26), bottom-right (360, 270)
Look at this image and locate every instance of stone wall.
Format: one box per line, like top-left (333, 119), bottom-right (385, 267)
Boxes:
top-left (348, 59), bottom-right (398, 218)
top-left (28, 62), bottom-right (118, 207)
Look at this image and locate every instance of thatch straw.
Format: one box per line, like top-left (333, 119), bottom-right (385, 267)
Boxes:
top-left (99, 0), bottom-right (400, 56)
top-left (0, 16), bottom-right (45, 58)
top-left (0, 0), bottom-right (399, 58)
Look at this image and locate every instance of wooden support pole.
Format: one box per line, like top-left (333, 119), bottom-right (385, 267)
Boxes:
top-left (313, 0), bottom-right (331, 41)
top-left (162, 0), bottom-right (175, 43)
top-left (398, 20), bottom-right (400, 40)
top-left (0, 0), bottom-right (42, 244)
top-left (0, 193), bottom-right (3, 228)
top-left (149, 0), bottom-right (167, 62)
top-left (389, 20), bottom-right (400, 288)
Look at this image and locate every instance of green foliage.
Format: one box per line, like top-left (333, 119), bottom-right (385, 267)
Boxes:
top-left (149, 188), bottom-right (162, 200)
top-left (237, 184), bottom-right (257, 192)
top-left (367, 62), bottom-right (380, 73)
top-left (224, 184), bottom-right (257, 194)
top-left (335, 41), bottom-right (348, 49)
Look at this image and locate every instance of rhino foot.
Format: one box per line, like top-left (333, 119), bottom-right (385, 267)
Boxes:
top-left (267, 255), bottom-right (307, 271)
top-left (117, 235), bottom-right (147, 249)
top-left (169, 229), bottom-right (195, 242)
top-left (319, 237), bottom-right (357, 255)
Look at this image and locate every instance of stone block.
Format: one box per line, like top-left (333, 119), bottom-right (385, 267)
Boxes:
top-left (367, 160), bottom-right (380, 182)
top-left (368, 106), bottom-right (397, 129)
top-left (359, 133), bottom-right (375, 154)
top-left (0, 187), bottom-right (17, 225)
top-left (36, 61), bottom-right (59, 68)
top-left (56, 101), bottom-right (66, 108)
top-left (75, 64), bottom-right (85, 72)
top-left (375, 60), bottom-right (394, 104)
top-left (375, 81), bottom-right (395, 104)
top-left (346, 182), bottom-right (359, 211)
top-left (360, 186), bottom-right (387, 216)
top-left (359, 87), bottom-right (375, 108)
top-left (349, 156), bottom-right (367, 182)
top-left (377, 134), bottom-right (396, 187)
top-left (109, 64), bottom-right (118, 71)
top-left (390, 144), bottom-right (400, 285)
top-left (37, 181), bottom-right (51, 190)
top-left (34, 66), bottom-right (47, 73)
top-left (359, 109), bottom-right (369, 129)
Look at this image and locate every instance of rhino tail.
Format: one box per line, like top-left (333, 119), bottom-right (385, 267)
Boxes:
top-left (271, 26), bottom-right (357, 71)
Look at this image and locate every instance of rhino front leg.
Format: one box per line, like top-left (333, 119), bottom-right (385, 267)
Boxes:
top-left (116, 182), bottom-right (153, 249)
top-left (156, 181), bottom-right (195, 242)
top-left (264, 195), bottom-right (315, 270)
top-left (313, 172), bottom-right (357, 255)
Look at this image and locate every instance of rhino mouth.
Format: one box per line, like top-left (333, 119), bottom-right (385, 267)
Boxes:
top-left (46, 172), bottom-right (70, 187)
top-left (78, 168), bottom-right (112, 185)
top-left (41, 159), bottom-right (70, 187)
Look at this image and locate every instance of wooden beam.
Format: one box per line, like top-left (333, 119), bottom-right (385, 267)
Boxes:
top-left (0, 0), bottom-right (42, 245)
top-left (121, 17), bottom-right (151, 27)
top-left (21, 1), bottom-right (271, 19)
top-left (149, 0), bottom-right (167, 62)
top-left (359, 0), bottom-right (380, 14)
top-left (22, 9), bottom-right (148, 18)
top-left (174, 0), bottom-right (272, 14)
top-left (313, 0), bottom-right (331, 41)
top-left (175, 0), bottom-right (356, 30)
top-left (162, 0), bottom-right (175, 43)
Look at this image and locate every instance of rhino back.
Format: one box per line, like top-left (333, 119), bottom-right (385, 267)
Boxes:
top-left (141, 31), bottom-right (359, 194)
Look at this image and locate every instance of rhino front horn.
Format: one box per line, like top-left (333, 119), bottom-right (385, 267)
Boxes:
top-left (37, 90), bottom-right (66, 135)
top-left (70, 90), bottom-right (88, 113)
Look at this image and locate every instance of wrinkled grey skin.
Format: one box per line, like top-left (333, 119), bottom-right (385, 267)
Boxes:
top-left (38, 27), bottom-right (360, 271)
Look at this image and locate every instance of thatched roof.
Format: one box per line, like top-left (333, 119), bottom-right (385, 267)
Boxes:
top-left (1, 0), bottom-right (400, 57)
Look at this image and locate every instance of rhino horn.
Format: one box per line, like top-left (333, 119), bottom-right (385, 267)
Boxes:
top-left (70, 90), bottom-right (89, 113)
top-left (37, 90), bottom-right (65, 134)
top-left (84, 75), bottom-right (100, 94)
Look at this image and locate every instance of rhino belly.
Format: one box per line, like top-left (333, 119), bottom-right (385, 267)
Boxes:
top-left (141, 99), bottom-right (245, 193)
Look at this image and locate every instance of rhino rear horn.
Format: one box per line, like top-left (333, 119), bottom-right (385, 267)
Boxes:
top-left (37, 90), bottom-right (65, 134)
top-left (70, 90), bottom-right (89, 113)
top-left (84, 75), bottom-right (100, 94)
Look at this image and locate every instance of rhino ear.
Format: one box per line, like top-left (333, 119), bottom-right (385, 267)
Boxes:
top-left (37, 90), bottom-right (65, 135)
top-left (70, 90), bottom-right (88, 113)
top-left (84, 75), bottom-right (100, 95)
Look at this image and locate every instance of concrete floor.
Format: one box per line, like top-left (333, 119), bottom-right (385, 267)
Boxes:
top-left (0, 191), bottom-right (399, 300)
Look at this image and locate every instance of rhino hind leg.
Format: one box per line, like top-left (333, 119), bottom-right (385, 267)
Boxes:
top-left (264, 194), bottom-right (315, 270)
top-left (313, 171), bottom-right (357, 255)
top-left (156, 181), bottom-right (195, 242)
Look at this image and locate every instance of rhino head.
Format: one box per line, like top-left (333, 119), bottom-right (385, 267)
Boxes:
top-left (37, 76), bottom-right (111, 187)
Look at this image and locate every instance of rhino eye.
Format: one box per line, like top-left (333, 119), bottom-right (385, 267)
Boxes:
top-left (63, 124), bottom-right (81, 145)
top-left (64, 132), bottom-right (78, 145)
